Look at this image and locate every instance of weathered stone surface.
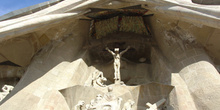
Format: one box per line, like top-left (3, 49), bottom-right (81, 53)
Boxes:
top-left (167, 73), bottom-right (197, 110)
top-left (0, 0), bottom-right (220, 110)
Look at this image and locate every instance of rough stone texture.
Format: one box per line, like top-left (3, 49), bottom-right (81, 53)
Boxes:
top-left (0, 20), bottom-right (90, 105)
top-left (0, 58), bottom-right (90, 109)
top-left (150, 47), bottom-right (172, 84)
top-left (0, 19), bottom-right (88, 67)
top-left (147, 12), bottom-right (220, 110)
top-left (0, 36), bottom-right (35, 66)
top-left (179, 60), bottom-right (220, 110)
top-left (167, 73), bottom-right (197, 110)
top-left (0, 0), bottom-right (220, 110)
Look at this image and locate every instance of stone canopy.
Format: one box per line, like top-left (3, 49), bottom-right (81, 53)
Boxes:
top-left (0, 0), bottom-right (220, 110)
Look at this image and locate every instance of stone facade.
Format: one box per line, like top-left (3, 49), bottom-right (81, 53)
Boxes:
top-left (0, 0), bottom-right (220, 110)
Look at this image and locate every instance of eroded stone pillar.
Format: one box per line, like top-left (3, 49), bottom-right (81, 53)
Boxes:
top-left (170, 45), bottom-right (220, 110)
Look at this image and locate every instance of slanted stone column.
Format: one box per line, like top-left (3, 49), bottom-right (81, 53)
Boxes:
top-left (147, 13), bottom-right (220, 109)
top-left (170, 45), bottom-right (220, 110)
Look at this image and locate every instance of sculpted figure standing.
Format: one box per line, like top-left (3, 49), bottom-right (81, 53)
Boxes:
top-left (103, 86), bottom-right (116, 102)
top-left (106, 46), bottom-right (130, 82)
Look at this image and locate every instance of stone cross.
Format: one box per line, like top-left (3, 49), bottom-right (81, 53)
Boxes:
top-left (146, 98), bottom-right (166, 110)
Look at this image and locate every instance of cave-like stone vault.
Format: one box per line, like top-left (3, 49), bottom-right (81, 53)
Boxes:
top-left (0, 0), bottom-right (220, 110)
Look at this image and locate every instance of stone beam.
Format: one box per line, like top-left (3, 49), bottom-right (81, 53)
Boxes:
top-left (0, 13), bottom-right (77, 42)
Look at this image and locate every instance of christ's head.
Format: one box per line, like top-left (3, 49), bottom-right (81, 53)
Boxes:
top-left (114, 48), bottom-right (119, 53)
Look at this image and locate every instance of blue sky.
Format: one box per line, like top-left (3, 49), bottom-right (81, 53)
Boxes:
top-left (0, 0), bottom-right (49, 16)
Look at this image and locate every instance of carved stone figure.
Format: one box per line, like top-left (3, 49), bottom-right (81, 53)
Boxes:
top-left (100, 96), bottom-right (122, 110)
top-left (103, 86), bottom-right (116, 102)
top-left (122, 99), bottom-right (135, 110)
top-left (74, 100), bottom-right (85, 110)
top-left (86, 86), bottom-right (123, 110)
top-left (95, 94), bottom-right (103, 102)
top-left (93, 94), bottom-right (103, 106)
top-left (0, 85), bottom-right (14, 102)
top-left (106, 46), bottom-right (130, 82)
top-left (89, 94), bottom-right (103, 109)
top-left (92, 70), bottom-right (107, 87)
top-left (146, 98), bottom-right (166, 110)
top-left (85, 104), bottom-right (91, 110)
top-left (89, 99), bottom-right (95, 109)
top-left (116, 97), bottom-right (123, 110)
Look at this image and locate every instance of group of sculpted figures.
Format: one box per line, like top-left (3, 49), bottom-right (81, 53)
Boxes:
top-left (74, 87), bottom-right (165, 110)
top-left (79, 47), bottom-right (166, 110)
top-left (74, 86), bottom-right (135, 110)
top-left (0, 85), bottom-right (14, 102)
top-left (0, 47), bottom-right (166, 110)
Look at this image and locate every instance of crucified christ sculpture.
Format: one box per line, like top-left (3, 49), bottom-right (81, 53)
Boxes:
top-left (105, 46), bottom-right (130, 82)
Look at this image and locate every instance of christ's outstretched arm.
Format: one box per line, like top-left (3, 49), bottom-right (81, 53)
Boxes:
top-left (106, 47), bottom-right (115, 55)
top-left (120, 46), bottom-right (130, 56)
